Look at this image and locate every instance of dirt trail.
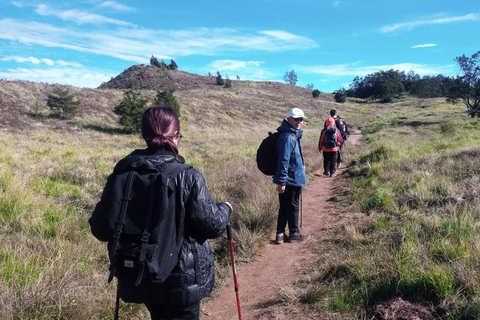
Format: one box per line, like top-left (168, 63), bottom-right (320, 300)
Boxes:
top-left (201, 130), bottom-right (362, 320)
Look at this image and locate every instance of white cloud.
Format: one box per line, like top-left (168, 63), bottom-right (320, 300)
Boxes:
top-left (35, 4), bottom-right (134, 26)
top-left (97, 1), bottom-right (136, 12)
top-left (11, 1), bottom-right (24, 8)
top-left (295, 62), bottom-right (457, 78)
top-left (0, 67), bottom-right (114, 88)
top-left (411, 43), bottom-right (437, 49)
top-left (0, 19), bottom-right (317, 63)
top-left (202, 60), bottom-right (277, 81)
top-left (2, 55), bottom-right (83, 67)
top-left (380, 13), bottom-right (478, 33)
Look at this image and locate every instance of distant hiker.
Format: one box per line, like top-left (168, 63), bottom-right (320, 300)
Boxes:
top-left (319, 117), bottom-right (343, 177)
top-left (337, 115), bottom-right (349, 141)
top-left (89, 106), bottom-right (232, 320)
top-left (273, 107), bottom-right (310, 244)
top-left (336, 115), bottom-right (350, 168)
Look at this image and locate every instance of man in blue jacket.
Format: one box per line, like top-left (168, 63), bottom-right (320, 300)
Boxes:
top-left (273, 108), bottom-right (311, 244)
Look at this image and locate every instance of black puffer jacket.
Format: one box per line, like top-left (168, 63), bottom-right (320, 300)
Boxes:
top-left (89, 148), bottom-right (231, 306)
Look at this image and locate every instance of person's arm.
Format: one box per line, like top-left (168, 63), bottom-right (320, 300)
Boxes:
top-left (273, 132), bottom-right (295, 187)
top-left (89, 173), bottom-right (117, 242)
top-left (184, 169), bottom-right (232, 240)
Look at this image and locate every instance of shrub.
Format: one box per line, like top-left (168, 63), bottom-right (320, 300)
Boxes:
top-left (312, 89), bottom-right (321, 98)
top-left (113, 90), bottom-right (148, 133)
top-left (333, 88), bottom-right (346, 103)
top-left (47, 88), bottom-right (81, 119)
top-left (153, 88), bottom-right (181, 117)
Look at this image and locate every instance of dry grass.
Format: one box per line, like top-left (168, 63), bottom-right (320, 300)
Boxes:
top-left (0, 76), bottom-right (336, 319)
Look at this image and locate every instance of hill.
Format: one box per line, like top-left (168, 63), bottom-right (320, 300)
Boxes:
top-left (0, 66), bottom-right (345, 134)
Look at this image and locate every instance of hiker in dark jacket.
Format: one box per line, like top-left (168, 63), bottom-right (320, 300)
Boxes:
top-left (335, 115), bottom-right (349, 168)
top-left (89, 106), bottom-right (232, 320)
top-left (273, 108), bottom-right (310, 245)
top-left (319, 117), bottom-right (343, 177)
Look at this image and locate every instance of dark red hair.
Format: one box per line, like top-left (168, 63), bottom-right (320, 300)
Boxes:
top-left (141, 106), bottom-right (180, 156)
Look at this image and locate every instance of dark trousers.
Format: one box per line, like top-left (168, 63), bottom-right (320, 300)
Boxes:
top-left (146, 301), bottom-right (200, 320)
top-left (323, 151), bottom-right (338, 175)
top-left (276, 185), bottom-right (302, 235)
top-left (337, 150), bottom-right (342, 166)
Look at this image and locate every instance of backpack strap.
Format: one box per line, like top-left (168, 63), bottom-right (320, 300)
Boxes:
top-left (108, 170), bottom-right (136, 283)
top-left (135, 172), bottom-right (159, 286)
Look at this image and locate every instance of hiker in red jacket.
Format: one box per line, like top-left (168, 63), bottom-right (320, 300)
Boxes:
top-left (318, 117), bottom-right (343, 177)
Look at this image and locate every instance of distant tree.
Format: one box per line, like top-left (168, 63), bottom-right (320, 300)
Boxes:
top-left (312, 89), bottom-right (321, 98)
top-left (169, 59), bottom-right (178, 70)
top-left (224, 78), bottom-right (232, 88)
top-left (333, 88), bottom-right (347, 103)
top-left (305, 83), bottom-right (314, 90)
top-left (114, 90), bottom-right (148, 133)
top-left (236, 75), bottom-right (240, 80)
top-left (150, 55), bottom-right (162, 68)
top-left (208, 72), bottom-right (212, 77)
top-left (216, 71), bottom-right (225, 86)
top-left (446, 50), bottom-right (480, 117)
top-left (283, 70), bottom-right (298, 85)
top-left (153, 88), bottom-right (181, 117)
top-left (47, 87), bottom-right (81, 119)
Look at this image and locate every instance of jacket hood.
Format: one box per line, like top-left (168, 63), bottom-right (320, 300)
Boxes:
top-left (114, 147), bottom-right (186, 173)
top-left (325, 117), bottom-right (335, 127)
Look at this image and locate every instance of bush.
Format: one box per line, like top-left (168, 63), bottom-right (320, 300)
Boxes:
top-left (216, 71), bottom-right (225, 86)
top-left (333, 88), bottom-right (346, 103)
top-left (312, 89), bottom-right (321, 98)
top-left (153, 88), bottom-right (181, 117)
top-left (113, 90), bottom-right (148, 133)
top-left (47, 88), bottom-right (81, 119)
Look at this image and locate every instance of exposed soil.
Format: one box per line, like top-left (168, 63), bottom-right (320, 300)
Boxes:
top-left (201, 131), bottom-right (362, 320)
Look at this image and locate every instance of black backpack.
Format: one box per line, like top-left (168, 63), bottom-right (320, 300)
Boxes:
top-left (323, 126), bottom-right (338, 148)
top-left (257, 131), bottom-right (296, 176)
top-left (106, 162), bottom-right (190, 288)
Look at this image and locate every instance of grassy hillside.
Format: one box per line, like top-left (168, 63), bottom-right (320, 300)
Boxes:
top-left (0, 71), bottom-right (362, 319)
top-left (4, 67), bottom-right (477, 319)
top-left (284, 98), bottom-right (480, 319)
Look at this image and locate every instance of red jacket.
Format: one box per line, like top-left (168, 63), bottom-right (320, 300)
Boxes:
top-left (318, 117), bottom-right (343, 152)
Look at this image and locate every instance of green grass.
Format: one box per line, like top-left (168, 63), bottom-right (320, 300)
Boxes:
top-left (294, 99), bottom-right (480, 318)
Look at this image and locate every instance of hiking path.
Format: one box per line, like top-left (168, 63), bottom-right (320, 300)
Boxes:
top-left (201, 130), bottom-right (362, 320)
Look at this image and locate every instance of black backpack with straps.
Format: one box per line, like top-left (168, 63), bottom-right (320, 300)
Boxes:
top-left (256, 131), bottom-right (297, 176)
top-left (105, 161), bottom-right (190, 319)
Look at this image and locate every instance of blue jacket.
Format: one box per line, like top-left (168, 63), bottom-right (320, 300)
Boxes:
top-left (273, 119), bottom-right (307, 187)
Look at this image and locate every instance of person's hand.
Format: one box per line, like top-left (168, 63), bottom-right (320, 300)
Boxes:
top-left (225, 202), bottom-right (233, 212)
top-left (276, 185), bottom-right (286, 194)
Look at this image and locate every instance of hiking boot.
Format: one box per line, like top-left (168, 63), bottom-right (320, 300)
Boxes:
top-left (330, 173), bottom-right (336, 177)
top-left (323, 171), bottom-right (329, 176)
top-left (274, 233), bottom-right (286, 244)
top-left (287, 232), bottom-right (311, 243)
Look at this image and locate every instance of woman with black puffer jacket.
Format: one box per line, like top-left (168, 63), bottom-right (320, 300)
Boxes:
top-left (89, 106), bottom-right (232, 320)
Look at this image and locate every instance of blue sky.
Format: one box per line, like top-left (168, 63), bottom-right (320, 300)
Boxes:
top-left (0, 0), bottom-right (478, 93)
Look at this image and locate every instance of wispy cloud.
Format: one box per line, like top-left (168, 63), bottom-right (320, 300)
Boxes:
top-left (295, 62), bottom-right (456, 78)
top-left (411, 43), bottom-right (437, 49)
top-left (11, 1), bottom-right (24, 8)
top-left (0, 19), bottom-right (317, 63)
top-left (35, 4), bottom-right (134, 26)
top-left (97, 1), bottom-right (136, 12)
top-left (2, 55), bottom-right (82, 67)
top-left (0, 66), bottom-right (114, 88)
top-left (380, 13), bottom-right (478, 33)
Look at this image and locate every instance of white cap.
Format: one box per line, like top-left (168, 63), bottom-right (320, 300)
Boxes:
top-left (288, 107), bottom-right (305, 119)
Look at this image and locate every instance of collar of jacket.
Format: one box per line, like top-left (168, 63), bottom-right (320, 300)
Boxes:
top-left (113, 147), bottom-right (186, 173)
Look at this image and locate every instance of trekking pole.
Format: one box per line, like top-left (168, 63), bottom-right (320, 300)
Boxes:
top-left (226, 223), bottom-right (242, 320)
top-left (299, 192), bottom-right (303, 228)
